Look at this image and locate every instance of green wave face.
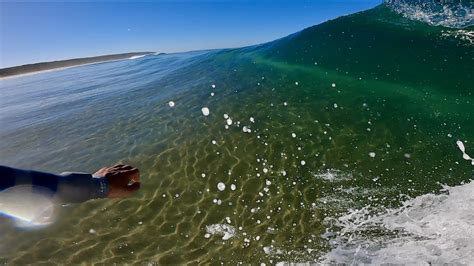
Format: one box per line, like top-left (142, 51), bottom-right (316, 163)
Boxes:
top-left (258, 4), bottom-right (472, 90)
top-left (210, 3), bottom-right (474, 187)
top-left (0, 2), bottom-right (473, 264)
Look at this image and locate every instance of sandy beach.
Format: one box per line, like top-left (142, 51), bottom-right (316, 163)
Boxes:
top-left (0, 52), bottom-right (153, 79)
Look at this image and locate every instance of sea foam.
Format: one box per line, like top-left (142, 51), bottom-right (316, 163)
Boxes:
top-left (385, 0), bottom-right (474, 28)
top-left (322, 179), bottom-right (474, 264)
top-left (205, 224), bottom-right (236, 240)
top-left (456, 140), bottom-right (474, 165)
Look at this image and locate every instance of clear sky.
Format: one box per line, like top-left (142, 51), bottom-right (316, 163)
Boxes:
top-left (0, 0), bottom-right (381, 68)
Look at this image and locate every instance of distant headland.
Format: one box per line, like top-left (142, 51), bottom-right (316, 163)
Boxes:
top-left (0, 52), bottom-right (154, 78)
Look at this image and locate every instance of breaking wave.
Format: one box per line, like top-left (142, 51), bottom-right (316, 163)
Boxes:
top-left (385, 0), bottom-right (474, 28)
top-left (322, 178), bottom-right (474, 264)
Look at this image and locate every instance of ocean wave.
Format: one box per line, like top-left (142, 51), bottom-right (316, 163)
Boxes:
top-left (385, 0), bottom-right (474, 28)
top-left (128, 55), bottom-right (147, 60)
top-left (322, 178), bottom-right (474, 264)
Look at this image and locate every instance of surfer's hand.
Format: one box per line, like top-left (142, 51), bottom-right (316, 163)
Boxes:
top-left (93, 164), bottom-right (141, 198)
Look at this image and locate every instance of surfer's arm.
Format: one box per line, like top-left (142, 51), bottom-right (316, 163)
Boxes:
top-left (0, 164), bottom-right (140, 203)
top-left (0, 165), bottom-right (109, 203)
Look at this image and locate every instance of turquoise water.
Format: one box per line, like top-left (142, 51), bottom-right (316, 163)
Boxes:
top-left (0, 1), bottom-right (473, 264)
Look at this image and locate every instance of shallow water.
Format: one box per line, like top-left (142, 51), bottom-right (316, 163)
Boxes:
top-left (0, 2), bottom-right (473, 264)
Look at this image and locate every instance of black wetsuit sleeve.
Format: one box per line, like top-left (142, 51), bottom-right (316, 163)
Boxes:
top-left (0, 165), bottom-right (108, 203)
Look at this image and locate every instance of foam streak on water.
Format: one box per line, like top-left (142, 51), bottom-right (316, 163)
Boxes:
top-left (457, 140), bottom-right (474, 165)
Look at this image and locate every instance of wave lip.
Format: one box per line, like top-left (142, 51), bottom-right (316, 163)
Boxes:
top-left (385, 0), bottom-right (474, 28)
top-left (129, 55), bottom-right (147, 60)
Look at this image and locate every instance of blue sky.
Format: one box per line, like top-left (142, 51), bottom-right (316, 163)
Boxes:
top-left (0, 0), bottom-right (381, 68)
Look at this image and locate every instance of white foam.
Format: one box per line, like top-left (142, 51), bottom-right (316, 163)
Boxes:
top-left (385, 0), bottom-right (474, 28)
top-left (226, 118), bottom-right (233, 126)
top-left (263, 246), bottom-right (284, 255)
top-left (457, 140), bottom-right (466, 152)
top-left (442, 29), bottom-right (474, 45)
top-left (313, 169), bottom-right (352, 182)
top-left (456, 140), bottom-right (474, 165)
top-left (129, 55), bottom-right (146, 60)
top-left (323, 180), bottom-right (474, 264)
top-left (205, 224), bottom-right (236, 240)
top-left (201, 107), bottom-right (210, 116)
top-left (217, 182), bottom-right (226, 191)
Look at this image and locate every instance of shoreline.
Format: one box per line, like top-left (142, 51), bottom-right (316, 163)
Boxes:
top-left (0, 52), bottom-right (154, 79)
